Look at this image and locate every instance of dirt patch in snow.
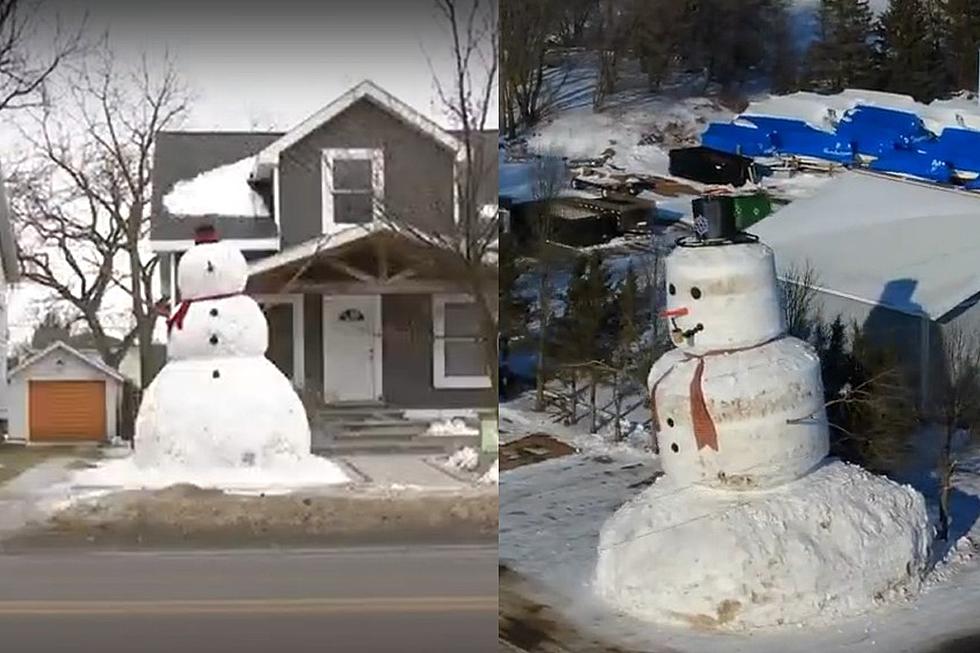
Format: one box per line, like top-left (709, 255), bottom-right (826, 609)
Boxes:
top-left (500, 434), bottom-right (578, 471)
top-left (4, 484), bottom-right (497, 549)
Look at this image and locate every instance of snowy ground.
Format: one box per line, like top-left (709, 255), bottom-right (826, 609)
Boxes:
top-left (499, 398), bottom-right (980, 652)
top-left (68, 453), bottom-right (351, 496)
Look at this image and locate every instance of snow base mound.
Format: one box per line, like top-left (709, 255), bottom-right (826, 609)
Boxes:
top-left (595, 460), bottom-right (932, 631)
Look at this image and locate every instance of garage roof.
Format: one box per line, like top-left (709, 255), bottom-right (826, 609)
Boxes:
top-left (9, 341), bottom-right (126, 382)
top-left (752, 170), bottom-right (980, 319)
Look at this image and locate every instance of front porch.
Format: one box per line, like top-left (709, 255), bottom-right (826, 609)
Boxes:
top-left (245, 229), bottom-right (494, 451)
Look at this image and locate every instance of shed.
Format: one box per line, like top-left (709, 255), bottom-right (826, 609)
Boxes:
top-left (752, 170), bottom-right (980, 407)
top-left (7, 341), bottom-right (125, 443)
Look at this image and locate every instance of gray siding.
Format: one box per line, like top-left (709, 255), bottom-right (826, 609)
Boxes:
top-left (278, 98), bottom-right (455, 247)
top-left (381, 294), bottom-right (493, 409)
top-left (303, 294), bottom-right (324, 393)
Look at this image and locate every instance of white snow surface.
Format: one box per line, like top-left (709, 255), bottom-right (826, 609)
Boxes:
top-left (167, 295), bottom-right (268, 360)
top-left (499, 450), bottom-right (980, 653)
top-left (595, 460), bottom-right (932, 630)
top-left (426, 418), bottom-right (479, 437)
top-left (71, 451), bottom-right (350, 492)
top-left (479, 459), bottom-right (498, 485)
top-left (444, 446), bottom-right (480, 472)
top-left (177, 240), bottom-right (249, 300)
top-left (163, 156), bottom-right (269, 218)
top-left (134, 356), bottom-right (313, 470)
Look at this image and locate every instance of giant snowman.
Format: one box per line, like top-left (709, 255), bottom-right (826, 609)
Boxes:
top-left (133, 225), bottom-right (341, 481)
top-left (594, 225), bottom-right (932, 630)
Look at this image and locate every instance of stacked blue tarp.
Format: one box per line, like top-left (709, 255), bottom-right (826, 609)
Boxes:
top-left (700, 122), bottom-right (776, 157)
top-left (835, 105), bottom-right (932, 157)
top-left (913, 128), bottom-right (980, 175)
top-left (868, 151), bottom-right (953, 183)
top-left (739, 115), bottom-right (855, 164)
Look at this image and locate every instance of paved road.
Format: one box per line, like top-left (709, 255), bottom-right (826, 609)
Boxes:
top-left (0, 545), bottom-right (497, 653)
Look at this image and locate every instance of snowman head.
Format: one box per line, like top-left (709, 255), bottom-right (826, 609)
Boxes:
top-left (177, 225), bottom-right (248, 300)
top-left (661, 240), bottom-right (784, 354)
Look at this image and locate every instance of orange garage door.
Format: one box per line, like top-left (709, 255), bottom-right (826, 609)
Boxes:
top-left (29, 380), bottom-right (107, 442)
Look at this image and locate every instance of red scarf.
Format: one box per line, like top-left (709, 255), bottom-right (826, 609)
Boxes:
top-left (166, 292), bottom-right (241, 333)
top-left (650, 338), bottom-right (779, 453)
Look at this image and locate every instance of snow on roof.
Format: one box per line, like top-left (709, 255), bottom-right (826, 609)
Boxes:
top-left (753, 170), bottom-right (980, 319)
top-left (743, 89), bottom-right (980, 136)
top-left (10, 341), bottom-right (126, 382)
top-left (162, 155), bottom-right (269, 218)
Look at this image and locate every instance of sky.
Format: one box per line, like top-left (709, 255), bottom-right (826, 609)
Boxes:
top-left (6, 0), bottom-right (497, 347)
top-left (35, 0), bottom-right (497, 131)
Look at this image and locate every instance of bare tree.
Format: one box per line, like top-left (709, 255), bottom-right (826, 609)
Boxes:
top-left (13, 38), bottom-right (189, 382)
top-left (530, 153), bottom-right (565, 411)
top-left (780, 262), bottom-right (821, 341)
top-left (373, 0), bottom-right (499, 399)
top-left (0, 0), bottom-right (82, 112)
top-left (925, 324), bottom-right (980, 541)
top-left (592, 0), bottom-right (630, 110)
top-left (501, 0), bottom-right (557, 136)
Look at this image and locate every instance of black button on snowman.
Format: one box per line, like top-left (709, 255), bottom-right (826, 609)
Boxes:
top-left (133, 225), bottom-right (312, 470)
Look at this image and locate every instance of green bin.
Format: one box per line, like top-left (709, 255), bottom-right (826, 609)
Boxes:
top-left (732, 193), bottom-right (772, 229)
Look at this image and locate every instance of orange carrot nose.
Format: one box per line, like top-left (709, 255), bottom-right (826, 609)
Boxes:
top-left (660, 307), bottom-right (689, 318)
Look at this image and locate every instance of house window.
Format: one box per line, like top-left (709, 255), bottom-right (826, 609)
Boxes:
top-left (432, 294), bottom-right (491, 389)
top-left (322, 148), bottom-right (384, 230)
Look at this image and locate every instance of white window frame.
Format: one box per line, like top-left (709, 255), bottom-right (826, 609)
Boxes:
top-left (432, 293), bottom-right (491, 389)
top-left (253, 294), bottom-right (305, 389)
top-left (321, 148), bottom-right (384, 233)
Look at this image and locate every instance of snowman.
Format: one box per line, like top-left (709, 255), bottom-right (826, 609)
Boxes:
top-left (133, 225), bottom-right (313, 470)
top-left (594, 223), bottom-right (932, 630)
top-left (646, 232), bottom-right (828, 489)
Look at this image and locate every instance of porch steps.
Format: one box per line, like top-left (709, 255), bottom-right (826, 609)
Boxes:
top-left (310, 408), bottom-right (479, 455)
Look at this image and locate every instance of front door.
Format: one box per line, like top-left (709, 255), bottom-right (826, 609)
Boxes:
top-left (322, 295), bottom-right (382, 403)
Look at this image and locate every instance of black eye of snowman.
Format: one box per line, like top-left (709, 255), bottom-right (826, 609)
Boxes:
top-left (206, 260), bottom-right (215, 273)
top-left (668, 284), bottom-right (676, 295)
top-left (210, 308), bottom-right (218, 317)
top-left (691, 287), bottom-right (702, 299)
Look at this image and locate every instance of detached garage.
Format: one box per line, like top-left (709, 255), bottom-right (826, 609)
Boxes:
top-left (7, 341), bottom-right (124, 444)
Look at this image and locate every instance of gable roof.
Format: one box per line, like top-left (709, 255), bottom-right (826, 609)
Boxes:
top-left (0, 164), bottom-right (19, 282)
top-left (252, 80), bottom-right (461, 178)
top-left (753, 170), bottom-right (980, 319)
top-left (9, 341), bottom-right (126, 382)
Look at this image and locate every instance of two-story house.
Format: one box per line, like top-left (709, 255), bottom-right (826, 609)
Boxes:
top-left (149, 81), bottom-right (496, 444)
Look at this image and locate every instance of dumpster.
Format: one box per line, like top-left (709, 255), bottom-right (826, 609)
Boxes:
top-left (732, 193), bottom-right (772, 229)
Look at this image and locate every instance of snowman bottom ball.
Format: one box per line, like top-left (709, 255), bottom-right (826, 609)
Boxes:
top-left (594, 461), bottom-right (932, 630)
top-left (134, 356), bottom-right (311, 469)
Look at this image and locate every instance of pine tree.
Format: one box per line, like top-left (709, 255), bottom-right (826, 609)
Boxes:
top-left (805, 0), bottom-right (877, 92)
top-left (941, 0), bottom-right (980, 92)
top-left (878, 0), bottom-right (949, 101)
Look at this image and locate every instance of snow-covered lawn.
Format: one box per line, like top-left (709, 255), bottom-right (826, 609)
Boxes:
top-left (67, 452), bottom-right (351, 496)
top-left (498, 400), bottom-right (980, 651)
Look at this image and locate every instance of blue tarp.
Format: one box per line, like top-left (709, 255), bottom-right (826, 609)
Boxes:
top-left (740, 115), bottom-right (817, 134)
top-left (700, 122), bottom-right (776, 157)
top-left (836, 106), bottom-right (932, 156)
top-left (771, 127), bottom-right (854, 163)
top-left (913, 128), bottom-right (980, 174)
top-left (868, 151), bottom-right (953, 183)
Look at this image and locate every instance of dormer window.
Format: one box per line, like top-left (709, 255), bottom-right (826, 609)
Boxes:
top-left (322, 148), bottom-right (384, 232)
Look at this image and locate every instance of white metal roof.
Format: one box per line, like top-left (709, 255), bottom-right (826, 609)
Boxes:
top-left (753, 170), bottom-right (980, 319)
top-left (9, 341), bottom-right (126, 382)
